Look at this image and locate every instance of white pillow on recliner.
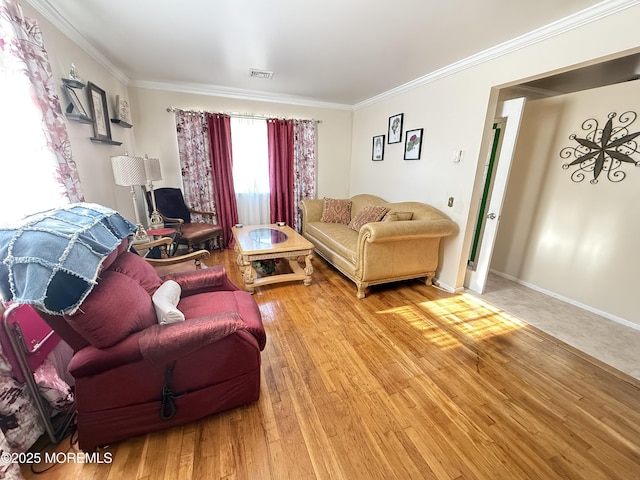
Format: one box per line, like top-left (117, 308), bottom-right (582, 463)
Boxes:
top-left (152, 280), bottom-right (185, 325)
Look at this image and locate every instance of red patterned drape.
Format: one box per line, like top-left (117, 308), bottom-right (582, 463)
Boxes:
top-left (267, 119), bottom-right (295, 226)
top-left (207, 113), bottom-right (238, 248)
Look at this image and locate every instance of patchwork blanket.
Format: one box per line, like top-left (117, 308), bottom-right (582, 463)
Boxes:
top-left (0, 203), bottom-right (136, 314)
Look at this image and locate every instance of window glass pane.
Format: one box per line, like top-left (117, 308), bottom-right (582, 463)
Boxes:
top-left (0, 49), bottom-right (66, 223)
top-left (230, 117), bottom-right (269, 194)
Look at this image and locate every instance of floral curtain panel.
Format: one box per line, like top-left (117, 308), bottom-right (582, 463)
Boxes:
top-left (174, 110), bottom-right (217, 223)
top-left (293, 120), bottom-right (317, 232)
top-left (0, 0), bottom-right (83, 207)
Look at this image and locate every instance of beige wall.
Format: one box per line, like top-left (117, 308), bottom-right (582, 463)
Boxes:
top-left (492, 80), bottom-right (640, 327)
top-left (127, 87), bottom-right (352, 199)
top-left (350, 5), bottom-right (640, 293)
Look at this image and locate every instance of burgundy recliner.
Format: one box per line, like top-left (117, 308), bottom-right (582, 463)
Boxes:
top-left (39, 240), bottom-right (266, 451)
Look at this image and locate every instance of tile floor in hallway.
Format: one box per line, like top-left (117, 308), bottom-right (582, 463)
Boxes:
top-left (469, 272), bottom-right (640, 381)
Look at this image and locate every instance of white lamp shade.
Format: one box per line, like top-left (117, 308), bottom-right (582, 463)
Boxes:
top-left (111, 155), bottom-right (146, 186)
top-left (144, 157), bottom-right (162, 182)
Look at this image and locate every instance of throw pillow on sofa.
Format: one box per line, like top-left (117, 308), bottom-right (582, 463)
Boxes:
top-left (383, 211), bottom-right (413, 222)
top-left (348, 204), bottom-right (390, 231)
top-left (321, 197), bottom-right (352, 224)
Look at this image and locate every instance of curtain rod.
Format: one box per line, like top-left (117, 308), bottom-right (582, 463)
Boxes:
top-left (165, 107), bottom-right (321, 123)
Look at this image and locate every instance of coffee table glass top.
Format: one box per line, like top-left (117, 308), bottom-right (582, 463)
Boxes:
top-left (249, 227), bottom-right (288, 245)
top-left (233, 224), bottom-right (314, 255)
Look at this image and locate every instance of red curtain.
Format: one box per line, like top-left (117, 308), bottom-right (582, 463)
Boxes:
top-left (267, 119), bottom-right (295, 225)
top-left (207, 113), bottom-right (239, 248)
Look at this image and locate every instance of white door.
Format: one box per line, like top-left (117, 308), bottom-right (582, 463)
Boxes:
top-left (465, 97), bottom-right (526, 294)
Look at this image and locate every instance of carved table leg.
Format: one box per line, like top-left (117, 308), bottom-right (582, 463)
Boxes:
top-left (303, 254), bottom-right (313, 285)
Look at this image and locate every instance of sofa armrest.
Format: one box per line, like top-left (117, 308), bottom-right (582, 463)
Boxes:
top-left (300, 199), bottom-right (324, 232)
top-left (360, 218), bottom-right (455, 243)
top-left (162, 265), bottom-right (240, 295)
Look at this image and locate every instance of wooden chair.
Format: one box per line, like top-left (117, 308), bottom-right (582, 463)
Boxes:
top-left (146, 188), bottom-right (223, 252)
top-left (132, 237), bottom-right (210, 270)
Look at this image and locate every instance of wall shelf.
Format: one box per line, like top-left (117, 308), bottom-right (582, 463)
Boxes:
top-left (65, 111), bottom-right (93, 124)
top-left (90, 137), bottom-right (122, 146)
top-left (61, 77), bottom-right (85, 88)
top-left (110, 118), bottom-right (133, 128)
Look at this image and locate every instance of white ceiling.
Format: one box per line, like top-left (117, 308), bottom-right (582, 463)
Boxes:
top-left (28, 0), bottom-right (617, 107)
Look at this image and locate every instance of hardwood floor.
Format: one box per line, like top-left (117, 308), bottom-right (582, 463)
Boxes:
top-left (22, 249), bottom-right (640, 479)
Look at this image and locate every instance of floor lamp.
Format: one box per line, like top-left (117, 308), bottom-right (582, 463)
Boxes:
top-left (111, 154), bottom-right (148, 243)
top-left (143, 155), bottom-right (164, 229)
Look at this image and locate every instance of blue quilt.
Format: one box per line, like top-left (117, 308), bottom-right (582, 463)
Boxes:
top-left (0, 203), bottom-right (137, 314)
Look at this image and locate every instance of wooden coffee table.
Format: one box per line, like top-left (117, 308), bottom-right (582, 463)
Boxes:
top-left (232, 224), bottom-right (314, 293)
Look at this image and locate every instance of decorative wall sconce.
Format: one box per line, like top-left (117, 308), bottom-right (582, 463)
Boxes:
top-left (560, 111), bottom-right (640, 184)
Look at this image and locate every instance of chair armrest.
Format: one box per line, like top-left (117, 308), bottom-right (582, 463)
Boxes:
top-left (134, 238), bottom-right (209, 265)
top-left (138, 312), bottom-right (246, 364)
top-left (162, 265), bottom-right (240, 295)
top-left (133, 237), bottom-right (173, 250)
top-left (187, 206), bottom-right (217, 224)
top-left (132, 237), bottom-right (173, 258)
top-left (145, 249), bottom-right (210, 268)
top-left (160, 215), bottom-right (184, 225)
top-left (188, 207), bottom-right (216, 217)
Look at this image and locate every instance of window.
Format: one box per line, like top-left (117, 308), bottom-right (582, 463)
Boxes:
top-left (0, 21), bottom-right (68, 224)
top-left (230, 117), bottom-right (270, 224)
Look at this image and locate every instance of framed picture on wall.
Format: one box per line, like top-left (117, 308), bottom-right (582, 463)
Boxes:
top-left (372, 135), bottom-right (385, 161)
top-left (388, 113), bottom-right (403, 144)
top-left (86, 81), bottom-right (113, 141)
top-left (404, 128), bottom-right (423, 160)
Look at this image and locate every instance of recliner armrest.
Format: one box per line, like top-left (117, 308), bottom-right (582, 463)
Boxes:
top-left (68, 312), bottom-right (251, 377)
top-left (68, 334), bottom-right (143, 378)
top-left (162, 265), bottom-right (240, 295)
top-left (138, 312), bottom-right (246, 364)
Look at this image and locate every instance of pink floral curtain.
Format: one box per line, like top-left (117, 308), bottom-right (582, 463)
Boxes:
top-left (174, 110), bottom-right (216, 222)
top-left (0, 0), bottom-right (83, 203)
top-left (293, 120), bottom-right (317, 232)
top-left (267, 119), bottom-right (295, 226)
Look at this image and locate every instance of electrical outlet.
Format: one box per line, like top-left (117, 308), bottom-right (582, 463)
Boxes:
top-left (453, 150), bottom-right (462, 162)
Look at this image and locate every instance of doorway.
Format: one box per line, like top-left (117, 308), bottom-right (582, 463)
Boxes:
top-left (464, 97), bottom-right (526, 294)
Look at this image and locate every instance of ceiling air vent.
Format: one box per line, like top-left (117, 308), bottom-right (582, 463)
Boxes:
top-left (250, 68), bottom-right (274, 80)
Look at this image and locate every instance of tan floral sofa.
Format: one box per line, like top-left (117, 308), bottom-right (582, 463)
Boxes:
top-left (300, 194), bottom-right (455, 298)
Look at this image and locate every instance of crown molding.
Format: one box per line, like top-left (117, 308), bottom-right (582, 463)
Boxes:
top-left (25, 0), bottom-right (129, 84)
top-left (354, 0), bottom-right (640, 109)
top-left (128, 80), bottom-right (353, 110)
top-left (26, 0), bottom-right (640, 110)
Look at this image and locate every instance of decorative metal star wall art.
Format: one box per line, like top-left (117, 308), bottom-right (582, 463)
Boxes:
top-left (560, 111), bottom-right (640, 184)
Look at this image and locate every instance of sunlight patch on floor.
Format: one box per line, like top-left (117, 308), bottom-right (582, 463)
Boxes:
top-left (377, 293), bottom-right (525, 349)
